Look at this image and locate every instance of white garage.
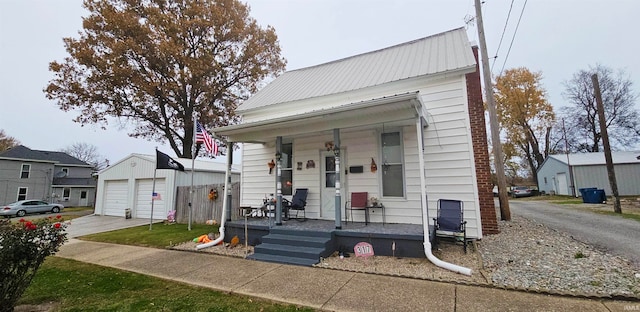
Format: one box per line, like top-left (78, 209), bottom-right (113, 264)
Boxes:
top-left (95, 153), bottom-right (239, 220)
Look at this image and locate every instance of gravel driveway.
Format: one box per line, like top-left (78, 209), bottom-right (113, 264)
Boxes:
top-left (508, 199), bottom-right (640, 266)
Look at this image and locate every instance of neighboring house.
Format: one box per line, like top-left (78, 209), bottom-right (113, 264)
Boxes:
top-left (94, 154), bottom-right (240, 220)
top-left (537, 151), bottom-right (640, 196)
top-left (0, 145), bottom-right (96, 206)
top-left (212, 27), bottom-right (497, 239)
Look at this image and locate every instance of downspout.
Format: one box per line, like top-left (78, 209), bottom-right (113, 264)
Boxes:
top-left (196, 142), bottom-right (233, 250)
top-left (414, 101), bottom-right (472, 276)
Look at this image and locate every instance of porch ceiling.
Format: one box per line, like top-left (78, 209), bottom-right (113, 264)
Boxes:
top-left (214, 92), bottom-right (426, 143)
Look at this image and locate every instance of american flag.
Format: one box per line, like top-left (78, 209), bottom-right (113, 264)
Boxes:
top-left (195, 122), bottom-right (218, 156)
top-left (152, 192), bottom-right (161, 200)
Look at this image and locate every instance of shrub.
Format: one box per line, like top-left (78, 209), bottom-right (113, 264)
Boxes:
top-left (0, 216), bottom-right (68, 312)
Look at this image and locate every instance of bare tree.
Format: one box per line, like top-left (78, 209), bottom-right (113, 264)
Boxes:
top-left (560, 64), bottom-right (640, 152)
top-left (0, 130), bottom-right (20, 152)
top-left (60, 142), bottom-right (108, 171)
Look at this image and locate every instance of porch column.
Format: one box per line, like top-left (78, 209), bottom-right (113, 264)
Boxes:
top-left (275, 136), bottom-right (283, 225)
top-left (334, 129), bottom-right (342, 229)
top-left (226, 142), bottom-right (234, 222)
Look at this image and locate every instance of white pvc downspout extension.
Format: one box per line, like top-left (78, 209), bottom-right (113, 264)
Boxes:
top-left (414, 103), bottom-right (472, 276)
top-left (196, 146), bottom-right (232, 250)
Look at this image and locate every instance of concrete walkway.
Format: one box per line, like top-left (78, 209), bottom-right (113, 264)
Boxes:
top-left (55, 216), bottom-right (639, 311)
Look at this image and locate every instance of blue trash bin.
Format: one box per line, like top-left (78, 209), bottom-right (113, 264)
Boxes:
top-left (579, 187), bottom-right (598, 203)
top-left (582, 189), bottom-right (606, 204)
top-left (594, 189), bottom-right (606, 203)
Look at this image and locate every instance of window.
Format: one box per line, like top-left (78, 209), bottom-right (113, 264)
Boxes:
top-left (381, 131), bottom-right (404, 197)
top-left (20, 164), bottom-right (30, 179)
top-left (62, 168), bottom-right (69, 176)
top-left (63, 188), bottom-right (70, 201)
top-left (325, 156), bottom-right (336, 187)
top-left (17, 187), bottom-right (27, 201)
top-left (280, 143), bottom-right (293, 196)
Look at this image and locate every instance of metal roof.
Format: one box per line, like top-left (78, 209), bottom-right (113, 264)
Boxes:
top-left (0, 145), bottom-right (91, 166)
top-left (237, 27), bottom-right (475, 112)
top-left (549, 152), bottom-right (640, 166)
top-left (100, 153), bottom-right (240, 174)
top-left (214, 92), bottom-right (424, 143)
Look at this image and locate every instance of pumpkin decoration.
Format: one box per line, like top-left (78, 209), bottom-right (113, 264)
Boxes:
top-left (229, 235), bottom-right (240, 248)
top-left (371, 158), bottom-right (378, 172)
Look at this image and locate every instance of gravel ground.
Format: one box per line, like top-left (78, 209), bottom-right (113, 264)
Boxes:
top-left (173, 214), bottom-right (640, 299)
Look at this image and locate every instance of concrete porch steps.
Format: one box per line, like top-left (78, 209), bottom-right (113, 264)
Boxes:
top-left (247, 228), bottom-right (335, 266)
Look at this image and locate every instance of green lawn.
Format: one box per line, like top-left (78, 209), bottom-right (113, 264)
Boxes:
top-left (80, 222), bottom-right (220, 248)
top-left (19, 257), bottom-right (314, 311)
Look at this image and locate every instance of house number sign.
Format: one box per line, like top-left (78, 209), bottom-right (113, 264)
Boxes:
top-left (354, 242), bottom-right (374, 258)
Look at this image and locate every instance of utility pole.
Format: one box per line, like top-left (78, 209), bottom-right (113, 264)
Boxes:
top-left (475, 0), bottom-right (510, 220)
top-left (592, 74), bottom-right (622, 213)
top-left (562, 119), bottom-right (575, 197)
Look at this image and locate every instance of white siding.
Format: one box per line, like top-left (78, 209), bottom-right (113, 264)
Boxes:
top-left (238, 76), bottom-right (482, 237)
top-left (421, 76), bottom-right (481, 238)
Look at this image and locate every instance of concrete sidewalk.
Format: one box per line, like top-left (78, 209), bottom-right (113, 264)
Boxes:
top-left (56, 239), bottom-right (638, 312)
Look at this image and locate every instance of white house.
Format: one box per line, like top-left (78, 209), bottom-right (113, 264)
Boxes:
top-left (212, 27), bottom-right (497, 239)
top-left (537, 152), bottom-right (640, 196)
top-left (94, 153), bottom-right (239, 219)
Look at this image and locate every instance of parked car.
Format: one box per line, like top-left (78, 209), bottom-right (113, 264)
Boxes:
top-left (0, 200), bottom-right (64, 218)
top-left (511, 186), bottom-right (533, 198)
top-left (492, 186), bottom-right (499, 197)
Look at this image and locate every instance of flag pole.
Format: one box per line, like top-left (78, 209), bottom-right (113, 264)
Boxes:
top-left (189, 113), bottom-right (197, 231)
top-left (151, 147), bottom-right (158, 230)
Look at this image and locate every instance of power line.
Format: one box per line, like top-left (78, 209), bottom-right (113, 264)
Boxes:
top-left (491, 0), bottom-right (515, 74)
top-left (499, 0), bottom-right (528, 77)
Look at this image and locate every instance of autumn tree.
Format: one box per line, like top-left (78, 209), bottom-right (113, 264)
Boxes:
top-left (560, 64), bottom-right (640, 152)
top-left (0, 130), bottom-right (19, 152)
top-left (494, 67), bottom-right (555, 185)
top-left (60, 142), bottom-right (108, 171)
top-left (45, 0), bottom-right (286, 158)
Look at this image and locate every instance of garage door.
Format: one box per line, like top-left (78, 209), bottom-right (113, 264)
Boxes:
top-left (135, 179), bottom-right (166, 220)
top-left (103, 180), bottom-right (129, 216)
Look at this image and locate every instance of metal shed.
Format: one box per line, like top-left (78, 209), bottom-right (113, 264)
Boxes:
top-left (537, 152), bottom-right (640, 196)
top-left (94, 153), bottom-right (239, 219)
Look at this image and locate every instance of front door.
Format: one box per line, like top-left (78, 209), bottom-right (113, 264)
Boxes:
top-left (79, 191), bottom-right (88, 206)
top-left (320, 151), bottom-right (346, 219)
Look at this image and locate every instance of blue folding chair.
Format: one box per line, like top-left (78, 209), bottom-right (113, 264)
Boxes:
top-left (282, 188), bottom-right (308, 221)
top-left (432, 199), bottom-right (468, 253)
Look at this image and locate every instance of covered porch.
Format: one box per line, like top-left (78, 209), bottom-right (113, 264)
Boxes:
top-left (213, 92), bottom-right (431, 230)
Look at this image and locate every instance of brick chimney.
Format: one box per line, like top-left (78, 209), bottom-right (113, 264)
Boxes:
top-left (466, 45), bottom-right (499, 235)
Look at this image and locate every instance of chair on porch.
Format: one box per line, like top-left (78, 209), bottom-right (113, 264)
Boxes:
top-left (345, 192), bottom-right (369, 224)
top-left (432, 199), bottom-right (468, 253)
top-left (282, 188), bottom-right (308, 221)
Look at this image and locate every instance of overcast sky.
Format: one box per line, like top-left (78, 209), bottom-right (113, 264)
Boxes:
top-left (1, 0), bottom-right (639, 164)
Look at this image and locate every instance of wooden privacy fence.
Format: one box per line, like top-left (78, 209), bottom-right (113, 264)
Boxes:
top-left (175, 182), bottom-right (240, 224)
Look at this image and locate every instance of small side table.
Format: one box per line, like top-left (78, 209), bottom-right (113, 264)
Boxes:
top-left (364, 203), bottom-right (385, 226)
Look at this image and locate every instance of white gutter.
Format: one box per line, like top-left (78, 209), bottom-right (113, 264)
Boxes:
top-left (195, 145), bottom-right (232, 250)
top-left (414, 107), bottom-right (472, 276)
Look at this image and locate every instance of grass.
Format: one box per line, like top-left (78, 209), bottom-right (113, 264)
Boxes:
top-left (18, 257), bottom-right (314, 311)
top-left (593, 210), bottom-right (640, 222)
top-left (80, 222), bottom-right (220, 248)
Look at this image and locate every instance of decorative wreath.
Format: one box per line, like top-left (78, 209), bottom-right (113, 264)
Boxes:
top-left (208, 189), bottom-right (218, 201)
